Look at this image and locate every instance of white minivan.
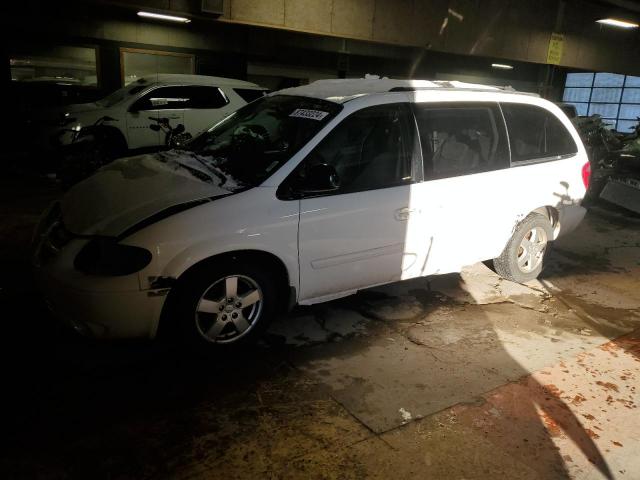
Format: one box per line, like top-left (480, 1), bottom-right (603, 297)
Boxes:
top-left (33, 78), bottom-right (590, 347)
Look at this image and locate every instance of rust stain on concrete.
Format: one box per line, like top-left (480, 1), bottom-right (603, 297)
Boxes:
top-left (595, 381), bottom-right (619, 393)
top-left (540, 411), bottom-right (562, 437)
top-left (543, 384), bottom-right (563, 399)
top-left (585, 428), bottom-right (600, 439)
top-left (572, 393), bottom-right (587, 406)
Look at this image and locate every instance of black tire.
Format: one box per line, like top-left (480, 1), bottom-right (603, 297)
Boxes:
top-left (168, 259), bottom-right (277, 349)
top-left (492, 213), bottom-right (553, 284)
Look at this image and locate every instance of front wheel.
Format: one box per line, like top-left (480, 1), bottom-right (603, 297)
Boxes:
top-left (169, 260), bottom-right (277, 348)
top-left (492, 213), bottom-right (553, 283)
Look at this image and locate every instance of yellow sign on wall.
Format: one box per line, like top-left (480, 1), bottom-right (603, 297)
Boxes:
top-left (547, 32), bottom-right (564, 65)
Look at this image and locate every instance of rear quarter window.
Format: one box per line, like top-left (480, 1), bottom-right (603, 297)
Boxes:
top-left (187, 86), bottom-right (229, 109)
top-left (501, 103), bottom-right (578, 164)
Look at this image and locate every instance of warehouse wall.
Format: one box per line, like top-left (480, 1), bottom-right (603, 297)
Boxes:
top-left (0, 1), bottom-right (551, 82)
top-left (3, 1), bottom-right (639, 75)
top-left (2, 0), bottom-right (634, 109)
top-left (80, 0), bottom-right (640, 75)
top-left (215, 0), bottom-right (640, 74)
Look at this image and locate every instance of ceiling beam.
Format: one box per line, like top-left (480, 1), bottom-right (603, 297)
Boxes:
top-left (597, 0), bottom-right (640, 14)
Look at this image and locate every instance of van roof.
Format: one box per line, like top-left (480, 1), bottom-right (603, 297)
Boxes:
top-left (133, 74), bottom-right (264, 89)
top-left (276, 77), bottom-right (538, 104)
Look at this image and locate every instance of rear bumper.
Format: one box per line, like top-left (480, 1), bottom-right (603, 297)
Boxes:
top-left (35, 268), bottom-right (167, 339)
top-left (557, 205), bottom-right (587, 238)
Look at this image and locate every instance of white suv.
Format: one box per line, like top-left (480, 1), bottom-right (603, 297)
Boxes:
top-left (33, 78), bottom-right (589, 347)
top-left (42, 74), bottom-right (266, 153)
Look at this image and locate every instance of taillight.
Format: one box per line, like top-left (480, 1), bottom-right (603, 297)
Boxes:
top-left (581, 162), bottom-right (591, 189)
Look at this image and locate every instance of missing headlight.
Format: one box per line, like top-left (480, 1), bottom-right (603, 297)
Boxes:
top-left (74, 238), bottom-right (152, 276)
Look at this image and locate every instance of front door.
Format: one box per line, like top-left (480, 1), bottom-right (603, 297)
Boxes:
top-left (126, 86), bottom-right (186, 150)
top-left (125, 104), bottom-right (161, 150)
top-left (293, 102), bottom-right (423, 302)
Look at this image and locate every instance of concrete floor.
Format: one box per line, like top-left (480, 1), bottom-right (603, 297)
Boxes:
top-left (1, 177), bottom-right (639, 479)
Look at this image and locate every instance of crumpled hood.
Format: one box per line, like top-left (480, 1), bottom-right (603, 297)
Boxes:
top-left (61, 151), bottom-right (238, 237)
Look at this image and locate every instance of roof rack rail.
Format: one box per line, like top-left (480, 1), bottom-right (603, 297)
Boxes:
top-left (389, 83), bottom-right (539, 97)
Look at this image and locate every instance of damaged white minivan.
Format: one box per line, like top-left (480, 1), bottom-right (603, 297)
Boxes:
top-left (33, 78), bottom-right (590, 347)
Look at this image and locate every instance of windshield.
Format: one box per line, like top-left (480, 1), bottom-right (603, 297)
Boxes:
top-left (187, 95), bottom-right (342, 186)
top-left (95, 83), bottom-right (149, 108)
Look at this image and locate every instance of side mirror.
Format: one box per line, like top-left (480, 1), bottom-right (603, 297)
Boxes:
top-left (299, 163), bottom-right (340, 194)
top-left (174, 124), bottom-right (185, 134)
top-left (149, 124), bottom-right (161, 131)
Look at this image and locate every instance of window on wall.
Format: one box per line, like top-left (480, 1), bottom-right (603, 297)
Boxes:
top-left (563, 72), bottom-right (640, 132)
top-left (121, 49), bottom-right (194, 86)
top-left (9, 45), bottom-right (97, 86)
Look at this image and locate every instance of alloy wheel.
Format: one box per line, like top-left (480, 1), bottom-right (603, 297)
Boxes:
top-left (195, 275), bottom-right (263, 343)
top-left (516, 226), bottom-right (548, 273)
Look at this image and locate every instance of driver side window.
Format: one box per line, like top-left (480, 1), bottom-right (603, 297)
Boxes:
top-left (131, 86), bottom-right (190, 111)
top-left (297, 103), bottom-right (418, 195)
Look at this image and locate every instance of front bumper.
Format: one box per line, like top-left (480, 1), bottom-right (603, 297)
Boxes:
top-left (32, 203), bottom-right (169, 340)
top-left (35, 267), bottom-right (167, 339)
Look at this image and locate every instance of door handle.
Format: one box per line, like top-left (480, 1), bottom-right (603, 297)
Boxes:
top-left (394, 207), bottom-right (416, 221)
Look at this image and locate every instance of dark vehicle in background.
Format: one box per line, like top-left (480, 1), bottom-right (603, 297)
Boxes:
top-left (33, 74), bottom-right (266, 158)
top-left (573, 113), bottom-right (640, 213)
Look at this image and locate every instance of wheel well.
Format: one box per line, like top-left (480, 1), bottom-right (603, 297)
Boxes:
top-left (159, 250), bottom-right (292, 337)
top-left (103, 126), bottom-right (128, 151)
top-left (532, 206), bottom-right (558, 226)
top-left (532, 206), bottom-right (560, 237)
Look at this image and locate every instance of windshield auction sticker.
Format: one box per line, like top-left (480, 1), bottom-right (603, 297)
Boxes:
top-left (289, 109), bottom-right (329, 121)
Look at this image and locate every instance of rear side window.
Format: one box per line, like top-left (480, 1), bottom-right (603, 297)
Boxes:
top-left (145, 86), bottom-right (192, 110)
top-left (501, 103), bottom-right (578, 163)
top-left (413, 102), bottom-right (510, 180)
top-left (234, 88), bottom-right (268, 103)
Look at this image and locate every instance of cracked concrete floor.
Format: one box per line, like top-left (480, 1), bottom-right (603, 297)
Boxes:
top-left (1, 178), bottom-right (639, 479)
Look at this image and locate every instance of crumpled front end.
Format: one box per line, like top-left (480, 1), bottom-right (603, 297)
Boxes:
top-left (32, 150), bottom-right (243, 339)
top-left (32, 204), bottom-right (166, 339)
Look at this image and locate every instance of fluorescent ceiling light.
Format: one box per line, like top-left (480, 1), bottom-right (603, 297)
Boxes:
top-left (596, 18), bottom-right (638, 28)
top-left (492, 63), bottom-right (514, 70)
top-left (137, 11), bottom-right (191, 23)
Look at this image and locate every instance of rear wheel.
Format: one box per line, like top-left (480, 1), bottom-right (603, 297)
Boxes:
top-left (170, 260), bottom-right (277, 348)
top-left (492, 213), bottom-right (553, 283)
